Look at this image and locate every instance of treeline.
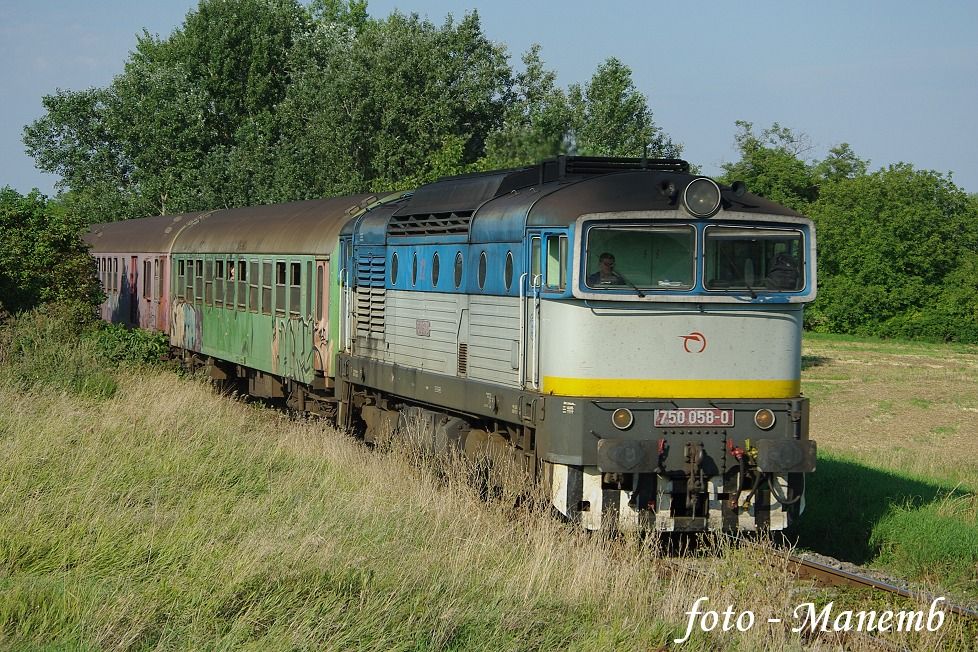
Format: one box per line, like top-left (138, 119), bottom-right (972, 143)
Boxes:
top-left (720, 122), bottom-right (978, 341)
top-left (5, 0), bottom-right (978, 342)
top-left (22, 0), bottom-right (676, 222)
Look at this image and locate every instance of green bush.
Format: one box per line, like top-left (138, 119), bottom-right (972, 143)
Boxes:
top-left (85, 322), bottom-right (169, 366)
top-left (0, 302), bottom-right (116, 398)
top-left (0, 303), bottom-right (169, 399)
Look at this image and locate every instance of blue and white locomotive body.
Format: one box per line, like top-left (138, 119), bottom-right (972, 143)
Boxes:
top-left (336, 157), bottom-right (817, 532)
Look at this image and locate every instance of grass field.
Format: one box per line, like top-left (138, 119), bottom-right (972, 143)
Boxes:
top-left (797, 333), bottom-right (978, 597)
top-left (1, 310), bottom-right (976, 650)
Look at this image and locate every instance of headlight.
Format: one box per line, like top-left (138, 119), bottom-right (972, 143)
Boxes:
top-left (612, 408), bottom-right (633, 430)
top-left (682, 178), bottom-right (722, 218)
top-left (754, 409), bottom-right (776, 430)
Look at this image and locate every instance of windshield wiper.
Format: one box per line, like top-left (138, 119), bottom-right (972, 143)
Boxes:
top-left (617, 273), bottom-right (646, 298)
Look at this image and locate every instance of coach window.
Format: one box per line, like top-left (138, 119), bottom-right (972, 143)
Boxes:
top-left (261, 261), bottom-right (272, 315)
top-left (504, 251), bottom-right (514, 291)
top-left (275, 261), bottom-right (286, 316)
top-left (390, 252), bottom-right (399, 285)
top-left (454, 251), bottom-right (463, 289)
top-left (186, 259), bottom-right (195, 303)
top-left (176, 259), bottom-right (184, 299)
top-left (215, 260), bottom-right (224, 307)
top-left (249, 261), bottom-right (258, 313)
top-left (478, 251), bottom-right (488, 290)
top-left (143, 260), bottom-right (151, 299)
top-left (225, 259), bottom-right (236, 307)
top-left (154, 259), bottom-right (162, 300)
top-left (237, 261), bottom-right (248, 310)
top-left (193, 259), bottom-right (203, 303)
top-left (412, 253), bottom-right (419, 287)
top-left (205, 260), bottom-right (214, 306)
top-left (545, 235), bottom-right (567, 291)
top-left (290, 262), bottom-right (301, 317)
top-left (432, 252), bottom-right (440, 287)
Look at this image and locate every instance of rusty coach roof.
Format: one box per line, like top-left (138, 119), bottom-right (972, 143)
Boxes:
top-left (172, 195), bottom-right (374, 256)
top-left (86, 195), bottom-right (376, 256)
top-left (85, 212), bottom-right (206, 253)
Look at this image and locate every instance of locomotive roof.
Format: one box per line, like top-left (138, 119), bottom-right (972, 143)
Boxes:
top-left (375, 157), bottom-right (804, 243)
top-left (85, 158), bottom-right (806, 255)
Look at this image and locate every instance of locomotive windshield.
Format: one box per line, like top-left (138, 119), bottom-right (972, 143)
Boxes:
top-left (704, 226), bottom-right (804, 292)
top-left (584, 225), bottom-right (694, 290)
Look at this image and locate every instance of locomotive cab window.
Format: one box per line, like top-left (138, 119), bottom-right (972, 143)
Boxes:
top-left (545, 235), bottom-right (567, 291)
top-left (704, 227), bottom-right (804, 292)
top-left (530, 237), bottom-right (541, 286)
top-left (585, 225), bottom-right (694, 291)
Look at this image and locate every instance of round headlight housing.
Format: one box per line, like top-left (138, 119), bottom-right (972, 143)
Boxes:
top-left (682, 178), bottom-right (722, 218)
top-left (754, 409), bottom-right (776, 430)
top-left (612, 408), bottom-right (634, 430)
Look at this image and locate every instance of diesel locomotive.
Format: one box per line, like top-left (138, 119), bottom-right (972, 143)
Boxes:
top-left (86, 156), bottom-right (817, 532)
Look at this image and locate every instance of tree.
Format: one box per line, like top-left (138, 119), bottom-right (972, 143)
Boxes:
top-left (568, 57), bottom-right (680, 159)
top-left (0, 188), bottom-right (101, 317)
top-left (482, 45), bottom-right (571, 169)
top-left (23, 88), bottom-right (138, 223)
top-left (719, 121), bottom-right (817, 210)
top-left (278, 10), bottom-right (511, 194)
top-left (806, 164), bottom-right (978, 341)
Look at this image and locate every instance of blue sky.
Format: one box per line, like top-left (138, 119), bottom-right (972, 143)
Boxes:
top-left (2, 0), bottom-right (976, 196)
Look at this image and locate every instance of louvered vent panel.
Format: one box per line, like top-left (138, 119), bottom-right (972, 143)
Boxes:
top-left (457, 343), bottom-right (468, 376)
top-left (355, 254), bottom-right (386, 339)
top-left (388, 211), bottom-right (473, 237)
top-left (561, 157), bottom-right (690, 175)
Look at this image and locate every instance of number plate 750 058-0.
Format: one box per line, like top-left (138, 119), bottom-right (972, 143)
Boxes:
top-left (653, 408), bottom-right (734, 427)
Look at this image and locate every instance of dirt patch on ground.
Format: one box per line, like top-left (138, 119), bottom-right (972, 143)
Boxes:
top-left (803, 337), bottom-right (978, 488)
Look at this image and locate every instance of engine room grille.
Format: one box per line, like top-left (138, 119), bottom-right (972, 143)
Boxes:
top-left (355, 254), bottom-right (386, 339)
top-left (457, 343), bottom-right (468, 377)
top-left (387, 211), bottom-right (473, 237)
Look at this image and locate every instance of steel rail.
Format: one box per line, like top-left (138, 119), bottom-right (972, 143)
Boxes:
top-left (789, 554), bottom-right (978, 620)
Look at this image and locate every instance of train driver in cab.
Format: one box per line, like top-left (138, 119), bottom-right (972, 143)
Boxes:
top-left (587, 252), bottom-right (626, 286)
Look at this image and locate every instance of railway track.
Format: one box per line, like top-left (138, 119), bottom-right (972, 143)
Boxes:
top-left (788, 554), bottom-right (978, 620)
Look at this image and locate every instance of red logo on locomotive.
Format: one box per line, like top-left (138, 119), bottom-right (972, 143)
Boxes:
top-left (680, 331), bottom-right (707, 353)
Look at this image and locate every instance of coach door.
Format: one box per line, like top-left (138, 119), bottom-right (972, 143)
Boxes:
top-left (313, 259), bottom-right (331, 374)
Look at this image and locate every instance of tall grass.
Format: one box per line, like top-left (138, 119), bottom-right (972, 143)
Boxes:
top-left (0, 308), bottom-right (971, 649)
